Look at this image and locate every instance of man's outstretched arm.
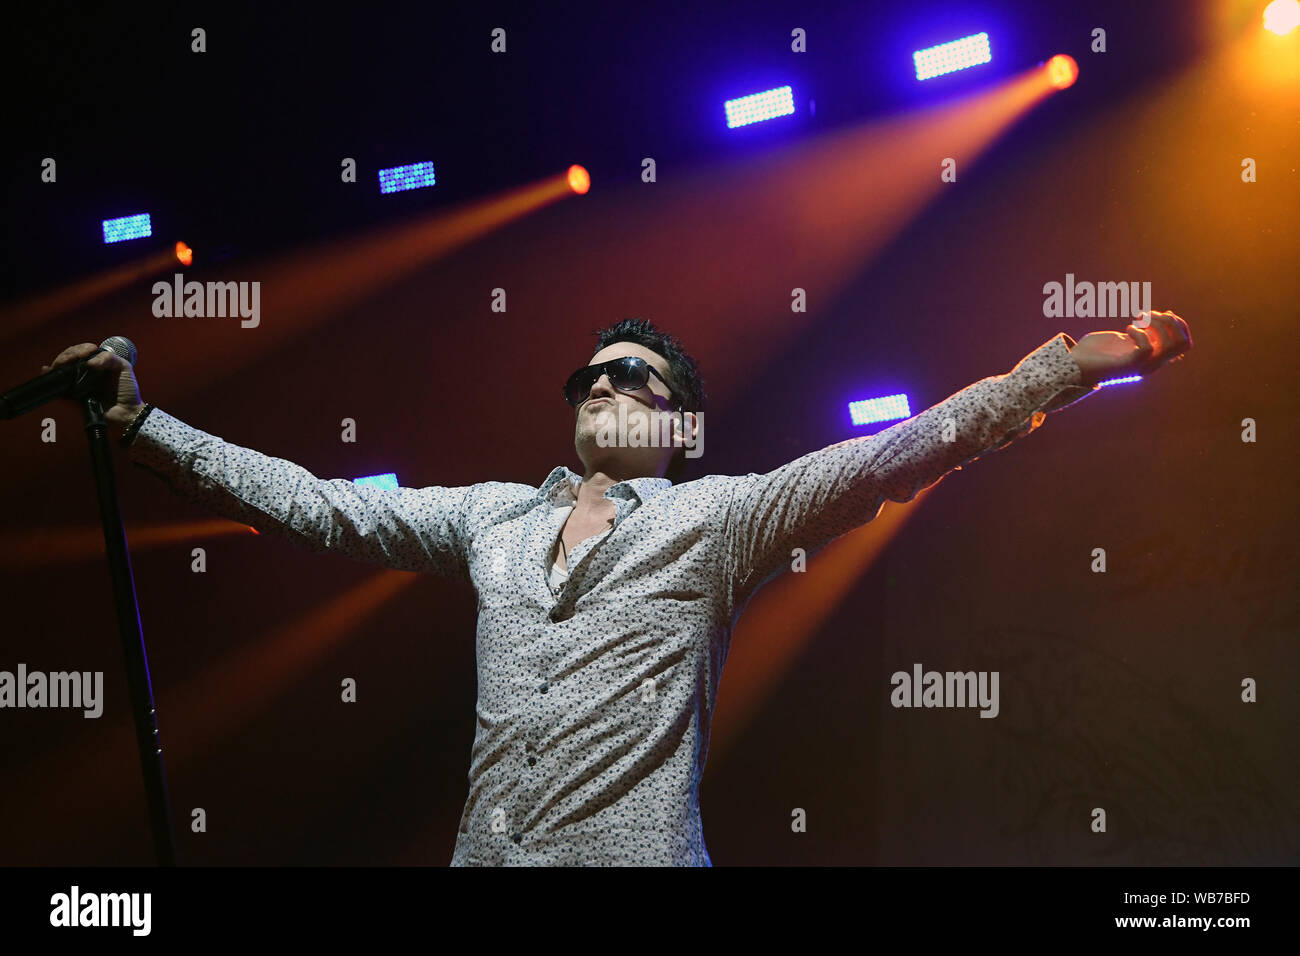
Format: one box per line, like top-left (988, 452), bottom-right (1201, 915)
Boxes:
top-left (40, 341), bottom-right (479, 577)
top-left (124, 409), bottom-right (476, 578)
top-left (721, 312), bottom-right (1193, 609)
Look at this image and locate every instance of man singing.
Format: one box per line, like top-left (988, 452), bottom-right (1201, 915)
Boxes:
top-left (44, 311), bottom-right (1192, 865)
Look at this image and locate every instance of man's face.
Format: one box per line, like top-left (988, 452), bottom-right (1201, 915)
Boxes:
top-left (572, 342), bottom-right (682, 477)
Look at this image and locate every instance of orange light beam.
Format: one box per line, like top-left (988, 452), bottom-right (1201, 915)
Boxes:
top-left (710, 488), bottom-right (932, 760)
top-left (0, 569), bottom-right (419, 853)
top-left (0, 519), bottom-right (256, 569)
top-left (5, 168), bottom-right (579, 428)
top-left (68, 171), bottom-right (579, 407)
top-left (0, 247), bottom-right (178, 346)
top-left (633, 69), bottom-right (1064, 755)
top-left (516, 65), bottom-right (1062, 412)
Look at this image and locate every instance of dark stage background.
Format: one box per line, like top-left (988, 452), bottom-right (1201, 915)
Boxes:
top-left (2, 1), bottom-right (1297, 865)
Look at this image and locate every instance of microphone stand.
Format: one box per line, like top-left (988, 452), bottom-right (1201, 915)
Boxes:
top-left (81, 391), bottom-right (177, 866)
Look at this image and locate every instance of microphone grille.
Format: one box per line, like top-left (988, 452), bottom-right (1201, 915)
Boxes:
top-left (99, 336), bottom-right (138, 366)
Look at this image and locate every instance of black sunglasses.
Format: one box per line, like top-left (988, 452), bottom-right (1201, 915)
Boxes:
top-left (563, 356), bottom-right (682, 410)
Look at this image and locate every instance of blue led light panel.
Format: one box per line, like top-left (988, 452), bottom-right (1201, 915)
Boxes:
top-left (353, 472), bottom-right (399, 490)
top-left (913, 32), bottom-right (992, 81)
top-left (102, 213), bottom-right (152, 244)
top-left (1098, 375), bottom-right (1142, 387)
top-left (848, 393), bottom-right (912, 427)
top-left (724, 86), bottom-right (796, 128)
top-left (378, 162), bottom-right (437, 194)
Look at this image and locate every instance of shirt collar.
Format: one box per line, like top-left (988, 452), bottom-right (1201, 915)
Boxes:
top-left (537, 465), bottom-right (673, 507)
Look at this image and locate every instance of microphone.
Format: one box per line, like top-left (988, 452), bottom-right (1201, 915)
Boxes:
top-left (0, 336), bottom-right (138, 420)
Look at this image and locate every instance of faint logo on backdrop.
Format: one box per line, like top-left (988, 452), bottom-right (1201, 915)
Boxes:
top-left (1103, 528), bottom-right (1294, 645)
top-left (976, 623), bottom-right (1298, 865)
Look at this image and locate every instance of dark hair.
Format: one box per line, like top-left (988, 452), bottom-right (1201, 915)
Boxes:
top-left (590, 317), bottom-right (706, 483)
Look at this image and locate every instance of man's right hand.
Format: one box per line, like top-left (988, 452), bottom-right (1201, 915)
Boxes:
top-left (42, 343), bottom-right (145, 430)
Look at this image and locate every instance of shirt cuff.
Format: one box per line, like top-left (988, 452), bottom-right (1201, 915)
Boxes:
top-left (988, 332), bottom-right (1100, 449)
top-left (1014, 331), bottom-right (1099, 412)
top-left (126, 408), bottom-right (208, 478)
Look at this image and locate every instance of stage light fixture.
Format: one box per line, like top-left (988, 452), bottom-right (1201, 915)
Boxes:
top-left (102, 213), bottom-right (152, 244)
top-left (849, 393), bottom-right (912, 427)
top-left (724, 86), bottom-right (796, 128)
top-left (1046, 54), bottom-right (1079, 89)
top-left (567, 165), bottom-right (591, 194)
top-left (913, 32), bottom-right (992, 81)
top-left (175, 241), bottom-right (193, 266)
top-left (378, 162), bottom-right (437, 195)
top-left (354, 473), bottom-right (399, 490)
top-left (1264, 0), bottom-right (1300, 35)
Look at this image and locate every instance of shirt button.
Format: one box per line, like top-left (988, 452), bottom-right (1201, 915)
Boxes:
top-left (539, 682), bottom-right (549, 693)
top-left (511, 832), bottom-right (522, 844)
top-left (527, 756), bottom-right (537, 766)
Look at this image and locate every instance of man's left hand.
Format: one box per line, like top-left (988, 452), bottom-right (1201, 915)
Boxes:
top-left (1068, 310), bottom-right (1193, 388)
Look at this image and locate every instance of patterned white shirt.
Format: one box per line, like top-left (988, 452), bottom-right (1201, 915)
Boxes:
top-left (125, 332), bottom-right (1097, 865)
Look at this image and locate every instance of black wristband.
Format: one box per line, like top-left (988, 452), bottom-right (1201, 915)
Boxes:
top-left (119, 403), bottom-right (156, 448)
